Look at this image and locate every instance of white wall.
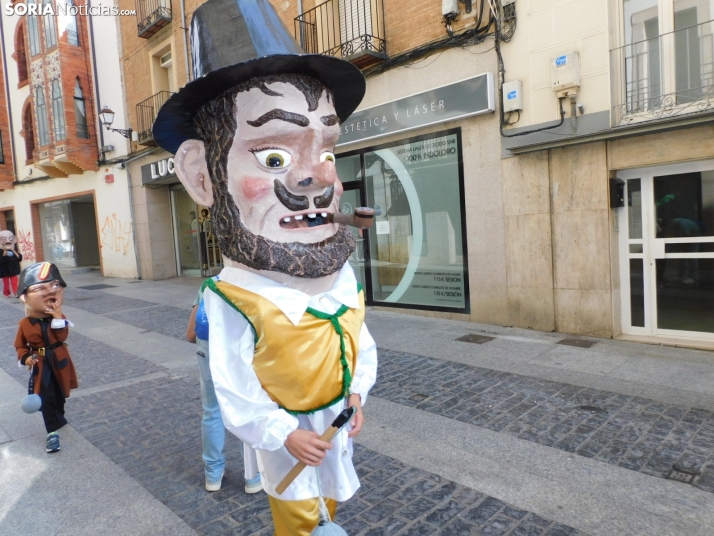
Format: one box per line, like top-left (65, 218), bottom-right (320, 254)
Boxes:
top-left (499, 0), bottom-right (611, 128)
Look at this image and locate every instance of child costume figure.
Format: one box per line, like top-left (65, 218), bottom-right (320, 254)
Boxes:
top-left (0, 230), bottom-right (23, 297)
top-left (14, 262), bottom-right (77, 453)
top-left (153, 0), bottom-right (376, 533)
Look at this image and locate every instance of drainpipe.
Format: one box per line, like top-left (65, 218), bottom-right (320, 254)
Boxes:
top-left (180, 0), bottom-right (191, 82)
top-left (0, 13), bottom-right (19, 182)
top-left (297, 0), bottom-right (304, 47)
top-left (85, 0), bottom-right (106, 159)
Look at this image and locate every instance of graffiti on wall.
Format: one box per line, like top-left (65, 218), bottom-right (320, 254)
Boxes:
top-left (100, 214), bottom-right (133, 256)
top-left (17, 230), bottom-right (35, 262)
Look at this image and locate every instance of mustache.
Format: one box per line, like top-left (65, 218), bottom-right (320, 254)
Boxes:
top-left (273, 180), bottom-right (335, 211)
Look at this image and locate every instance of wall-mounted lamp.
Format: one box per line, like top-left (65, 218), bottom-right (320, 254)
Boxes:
top-left (99, 104), bottom-right (133, 139)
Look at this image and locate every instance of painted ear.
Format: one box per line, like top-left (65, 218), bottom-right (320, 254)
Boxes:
top-left (174, 139), bottom-right (214, 207)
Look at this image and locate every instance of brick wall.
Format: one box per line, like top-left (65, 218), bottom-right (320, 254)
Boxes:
top-left (0, 27), bottom-right (16, 189)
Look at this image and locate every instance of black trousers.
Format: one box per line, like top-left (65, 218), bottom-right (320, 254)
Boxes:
top-left (40, 369), bottom-right (67, 433)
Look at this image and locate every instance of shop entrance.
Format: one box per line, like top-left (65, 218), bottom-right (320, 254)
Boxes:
top-left (618, 160), bottom-right (714, 340)
top-left (170, 185), bottom-right (222, 276)
top-left (39, 195), bottom-right (100, 271)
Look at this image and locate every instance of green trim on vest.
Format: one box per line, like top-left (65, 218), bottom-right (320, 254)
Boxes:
top-left (204, 278), bottom-right (259, 345)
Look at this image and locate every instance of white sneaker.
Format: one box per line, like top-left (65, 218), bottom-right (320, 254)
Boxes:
top-left (683, 277), bottom-right (695, 285)
top-left (244, 474), bottom-right (262, 494)
top-left (205, 475), bottom-right (223, 492)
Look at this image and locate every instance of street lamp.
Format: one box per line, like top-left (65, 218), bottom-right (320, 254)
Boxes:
top-left (99, 104), bottom-right (133, 139)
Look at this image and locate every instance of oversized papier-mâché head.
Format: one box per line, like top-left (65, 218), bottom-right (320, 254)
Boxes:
top-left (18, 262), bottom-right (66, 317)
top-left (153, 0), bottom-right (365, 279)
top-left (0, 230), bottom-right (16, 250)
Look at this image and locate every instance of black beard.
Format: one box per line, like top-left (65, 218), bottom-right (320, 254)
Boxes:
top-left (212, 191), bottom-right (356, 278)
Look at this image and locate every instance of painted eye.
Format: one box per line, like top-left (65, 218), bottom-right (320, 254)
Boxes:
top-left (252, 149), bottom-right (292, 169)
top-left (320, 151), bottom-right (335, 163)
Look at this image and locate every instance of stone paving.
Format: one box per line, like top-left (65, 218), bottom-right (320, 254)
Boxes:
top-left (0, 330), bottom-right (160, 391)
top-left (67, 375), bottom-right (584, 536)
top-left (1, 292), bottom-right (585, 535)
top-left (374, 349), bottom-right (714, 493)
top-left (48, 288), bottom-right (714, 493)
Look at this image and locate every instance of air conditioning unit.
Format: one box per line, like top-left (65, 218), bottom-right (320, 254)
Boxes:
top-left (160, 51), bottom-right (172, 68)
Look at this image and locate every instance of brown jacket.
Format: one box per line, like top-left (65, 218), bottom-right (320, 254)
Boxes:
top-left (15, 315), bottom-right (78, 397)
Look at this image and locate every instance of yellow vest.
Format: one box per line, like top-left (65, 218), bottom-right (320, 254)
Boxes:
top-left (205, 279), bottom-right (365, 414)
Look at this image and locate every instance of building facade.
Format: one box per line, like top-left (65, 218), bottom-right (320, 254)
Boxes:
top-left (0, 0), bottom-right (138, 278)
top-left (117, 0), bottom-right (714, 347)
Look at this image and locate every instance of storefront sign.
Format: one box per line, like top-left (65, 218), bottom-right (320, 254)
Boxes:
top-left (336, 73), bottom-right (494, 147)
top-left (141, 157), bottom-right (177, 188)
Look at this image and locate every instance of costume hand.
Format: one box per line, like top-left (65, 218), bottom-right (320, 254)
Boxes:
top-left (347, 393), bottom-right (364, 438)
top-left (47, 301), bottom-right (63, 318)
top-left (25, 354), bottom-right (38, 370)
top-left (285, 429), bottom-right (332, 466)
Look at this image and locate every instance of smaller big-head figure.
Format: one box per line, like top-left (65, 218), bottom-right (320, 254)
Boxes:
top-left (15, 262), bottom-right (77, 453)
top-left (0, 230), bottom-right (22, 297)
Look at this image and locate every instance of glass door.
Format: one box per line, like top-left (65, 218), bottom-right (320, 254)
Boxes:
top-left (171, 186), bottom-right (201, 276)
top-left (336, 154), bottom-right (366, 289)
top-left (619, 160), bottom-right (714, 339)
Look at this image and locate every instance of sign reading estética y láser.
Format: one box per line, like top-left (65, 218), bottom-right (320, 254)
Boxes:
top-left (336, 73), bottom-right (494, 147)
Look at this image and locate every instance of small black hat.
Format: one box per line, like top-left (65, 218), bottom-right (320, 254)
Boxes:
top-left (17, 262), bottom-right (67, 296)
top-left (153, 0), bottom-right (366, 155)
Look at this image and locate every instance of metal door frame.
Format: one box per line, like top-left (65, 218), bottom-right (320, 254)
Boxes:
top-left (617, 158), bottom-right (714, 340)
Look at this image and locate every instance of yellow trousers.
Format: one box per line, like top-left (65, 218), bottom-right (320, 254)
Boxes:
top-left (268, 496), bottom-right (338, 536)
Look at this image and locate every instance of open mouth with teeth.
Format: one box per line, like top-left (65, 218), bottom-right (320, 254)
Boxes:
top-left (279, 212), bottom-right (331, 230)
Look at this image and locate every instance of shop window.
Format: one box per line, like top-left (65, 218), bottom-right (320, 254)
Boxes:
top-left (337, 128), bottom-right (469, 313)
top-left (73, 79), bottom-right (88, 138)
top-left (15, 22), bottom-right (28, 85)
top-left (43, 0), bottom-right (57, 49)
top-left (36, 86), bottom-right (50, 147)
top-left (23, 101), bottom-right (35, 162)
top-left (51, 79), bottom-right (66, 141)
top-left (27, 0), bottom-right (41, 56)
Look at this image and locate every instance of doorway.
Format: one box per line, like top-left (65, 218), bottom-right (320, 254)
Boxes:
top-left (170, 185), bottom-right (222, 276)
top-left (38, 194), bottom-right (100, 271)
top-left (618, 160), bottom-right (714, 339)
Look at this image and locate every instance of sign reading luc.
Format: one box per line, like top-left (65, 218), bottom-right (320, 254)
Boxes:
top-left (141, 157), bottom-right (177, 187)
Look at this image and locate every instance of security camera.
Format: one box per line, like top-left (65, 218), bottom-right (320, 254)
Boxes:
top-left (117, 162), bottom-right (126, 170)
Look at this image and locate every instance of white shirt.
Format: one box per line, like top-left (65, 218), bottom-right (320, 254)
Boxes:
top-left (205, 263), bottom-right (378, 501)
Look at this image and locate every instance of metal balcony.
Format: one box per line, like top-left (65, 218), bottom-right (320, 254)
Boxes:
top-left (611, 19), bottom-right (714, 126)
top-left (136, 0), bottom-right (172, 39)
top-left (295, 0), bottom-right (387, 69)
top-left (136, 91), bottom-right (172, 146)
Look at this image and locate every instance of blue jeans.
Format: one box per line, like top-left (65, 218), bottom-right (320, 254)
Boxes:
top-left (196, 339), bottom-right (226, 484)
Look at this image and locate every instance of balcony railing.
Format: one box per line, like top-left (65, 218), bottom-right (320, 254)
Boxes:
top-left (136, 91), bottom-right (172, 145)
top-left (612, 20), bottom-right (714, 126)
top-left (136, 0), bottom-right (171, 39)
top-left (295, 0), bottom-right (387, 69)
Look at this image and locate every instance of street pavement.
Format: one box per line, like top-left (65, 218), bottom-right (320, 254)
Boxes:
top-left (2, 272), bottom-right (714, 535)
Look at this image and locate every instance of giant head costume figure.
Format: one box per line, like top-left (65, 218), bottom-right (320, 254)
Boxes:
top-left (154, 0), bottom-right (368, 282)
top-left (0, 230), bottom-right (17, 254)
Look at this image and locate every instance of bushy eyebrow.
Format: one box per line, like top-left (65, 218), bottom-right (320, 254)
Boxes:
top-left (247, 109), bottom-right (309, 128)
top-left (320, 115), bottom-right (340, 126)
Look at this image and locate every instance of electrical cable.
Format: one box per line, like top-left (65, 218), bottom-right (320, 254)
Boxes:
top-left (494, 18), bottom-right (566, 138)
top-left (364, 1), bottom-right (496, 78)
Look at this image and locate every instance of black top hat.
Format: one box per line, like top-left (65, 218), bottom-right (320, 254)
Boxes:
top-left (153, 0), bottom-right (366, 155)
top-left (17, 262), bottom-right (67, 296)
